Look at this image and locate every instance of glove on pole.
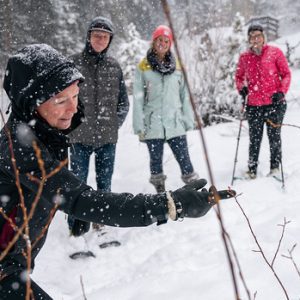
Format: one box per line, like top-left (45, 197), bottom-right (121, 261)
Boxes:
top-left (239, 86), bottom-right (248, 103)
top-left (280, 160), bottom-right (285, 189)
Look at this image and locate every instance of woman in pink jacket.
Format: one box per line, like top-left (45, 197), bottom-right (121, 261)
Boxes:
top-left (235, 24), bottom-right (291, 179)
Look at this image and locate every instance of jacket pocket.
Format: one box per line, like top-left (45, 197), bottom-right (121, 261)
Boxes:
top-left (145, 111), bottom-right (153, 130)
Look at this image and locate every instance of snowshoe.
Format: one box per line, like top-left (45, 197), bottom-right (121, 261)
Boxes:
top-left (266, 168), bottom-right (286, 183)
top-left (244, 170), bottom-right (257, 179)
top-left (99, 240), bottom-right (121, 249)
top-left (69, 250), bottom-right (96, 260)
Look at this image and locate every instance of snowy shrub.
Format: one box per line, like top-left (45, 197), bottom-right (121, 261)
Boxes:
top-left (180, 13), bottom-right (247, 126)
top-left (117, 23), bottom-right (149, 95)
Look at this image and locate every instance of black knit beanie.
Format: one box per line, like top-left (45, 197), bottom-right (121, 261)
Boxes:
top-left (85, 17), bottom-right (114, 55)
top-left (247, 24), bottom-right (264, 36)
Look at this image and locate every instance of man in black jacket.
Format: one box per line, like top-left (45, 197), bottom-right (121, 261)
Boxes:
top-left (68, 16), bottom-right (129, 236)
top-left (0, 44), bottom-right (235, 299)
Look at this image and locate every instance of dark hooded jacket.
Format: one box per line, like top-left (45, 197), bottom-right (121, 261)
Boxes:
top-left (0, 44), bottom-right (167, 277)
top-left (69, 16), bottom-right (129, 147)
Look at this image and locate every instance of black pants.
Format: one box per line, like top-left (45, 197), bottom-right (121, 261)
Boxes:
top-left (0, 272), bottom-right (52, 299)
top-left (246, 102), bottom-right (287, 173)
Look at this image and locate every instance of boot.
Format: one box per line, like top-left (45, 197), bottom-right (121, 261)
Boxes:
top-left (244, 165), bottom-right (257, 180)
top-left (181, 172), bottom-right (199, 184)
top-left (244, 170), bottom-right (256, 179)
top-left (266, 167), bottom-right (280, 177)
top-left (149, 174), bottom-right (167, 193)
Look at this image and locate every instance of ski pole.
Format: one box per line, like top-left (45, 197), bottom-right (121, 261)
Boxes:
top-left (231, 100), bottom-right (247, 186)
top-left (280, 159), bottom-right (285, 189)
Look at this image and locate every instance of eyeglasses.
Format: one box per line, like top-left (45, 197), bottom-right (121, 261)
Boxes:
top-left (90, 31), bottom-right (110, 40)
top-left (249, 33), bottom-right (263, 41)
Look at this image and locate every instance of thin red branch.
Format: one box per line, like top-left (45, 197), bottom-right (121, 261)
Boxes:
top-left (32, 204), bottom-right (58, 249)
top-left (0, 113), bottom-right (67, 299)
top-left (225, 231), bottom-right (252, 300)
top-left (160, 1), bottom-right (241, 298)
top-left (267, 119), bottom-right (300, 130)
top-left (0, 208), bottom-right (18, 232)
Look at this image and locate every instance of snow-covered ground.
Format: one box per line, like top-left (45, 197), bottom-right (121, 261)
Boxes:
top-left (31, 43), bottom-right (300, 299)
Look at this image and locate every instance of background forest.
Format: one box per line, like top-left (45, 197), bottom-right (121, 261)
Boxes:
top-left (1, 0), bottom-right (300, 124)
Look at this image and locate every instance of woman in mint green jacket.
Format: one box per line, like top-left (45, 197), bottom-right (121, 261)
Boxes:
top-left (133, 25), bottom-right (198, 193)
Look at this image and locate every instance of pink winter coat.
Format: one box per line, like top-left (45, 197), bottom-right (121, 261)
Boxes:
top-left (235, 44), bottom-right (291, 106)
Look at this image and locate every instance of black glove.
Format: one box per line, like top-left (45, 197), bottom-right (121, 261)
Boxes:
top-left (171, 179), bottom-right (236, 218)
top-left (239, 86), bottom-right (248, 102)
top-left (271, 92), bottom-right (285, 104)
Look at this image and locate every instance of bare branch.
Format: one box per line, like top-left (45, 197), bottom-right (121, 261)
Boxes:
top-left (46, 159), bottom-right (68, 179)
top-left (282, 244), bottom-right (300, 279)
top-left (160, 1), bottom-right (241, 298)
top-left (80, 275), bottom-right (88, 300)
top-left (225, 231), bottom-right (252, 300)
top-left (26, 158), bottom-right (68, 184)
top-left (0, 119), bottom-right (69, 299)
top-left (0, 208), bottom-right (18, 232)
top-left (271, 218), bottom-right (290, 267)
top-left (235, 197), bottom-right (290, 300)
top-left (267, 119), bottom-right (300, 130)
top-left (253, 291), bottom-right (257, 299)
top-left (32, 204), bottom-right (58, 249)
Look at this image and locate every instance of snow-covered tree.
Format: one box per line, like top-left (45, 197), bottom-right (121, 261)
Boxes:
top-left (180, 13), bottom-right (247, 125)
top-left (117, 23), bottom-right (148, 94)
top-left (52, 0), bottom-right (84, 56)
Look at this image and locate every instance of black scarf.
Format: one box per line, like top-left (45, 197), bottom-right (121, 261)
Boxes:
top-left (32, 116), bottom-right (70, 161)
top-left (147, 49), bottom-right (176, 75)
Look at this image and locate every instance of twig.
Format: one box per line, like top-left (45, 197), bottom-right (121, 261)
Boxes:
top-left (0, 109), bottom-right (33, 299)
top-left (225, 230), bottom-right (252, 300)
top-left (267, 119), bottom-right (300, 130)
top-left (32, 204), bottom-right (58, 248)
top-left (0, 110), bottom-right (69, 299)
top-left (160, 1), bottom-right (241, 298)
top-left (0, 208), bottom-right (18, 232)
top-left (26, 159), bottom-right (67, 183)
top-left (282, 244), bottom-right (300, 279)
top-left (271, 218), bottom-right (290, 267)
top-left (235, 197), bottom-right (290, 300)
top-left (80, 275), bottom-right (88, 300)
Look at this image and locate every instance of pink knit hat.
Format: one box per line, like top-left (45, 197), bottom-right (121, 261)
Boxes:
top-left (152, 25), bottom-right (173, 45)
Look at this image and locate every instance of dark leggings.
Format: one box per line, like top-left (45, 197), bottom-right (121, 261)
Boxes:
top-left (246, 102), bottom-right (287, 172)
top-left (145, 135), bottom-right (194, 175)
top-left (0, 272), bottom-right (52, 299)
